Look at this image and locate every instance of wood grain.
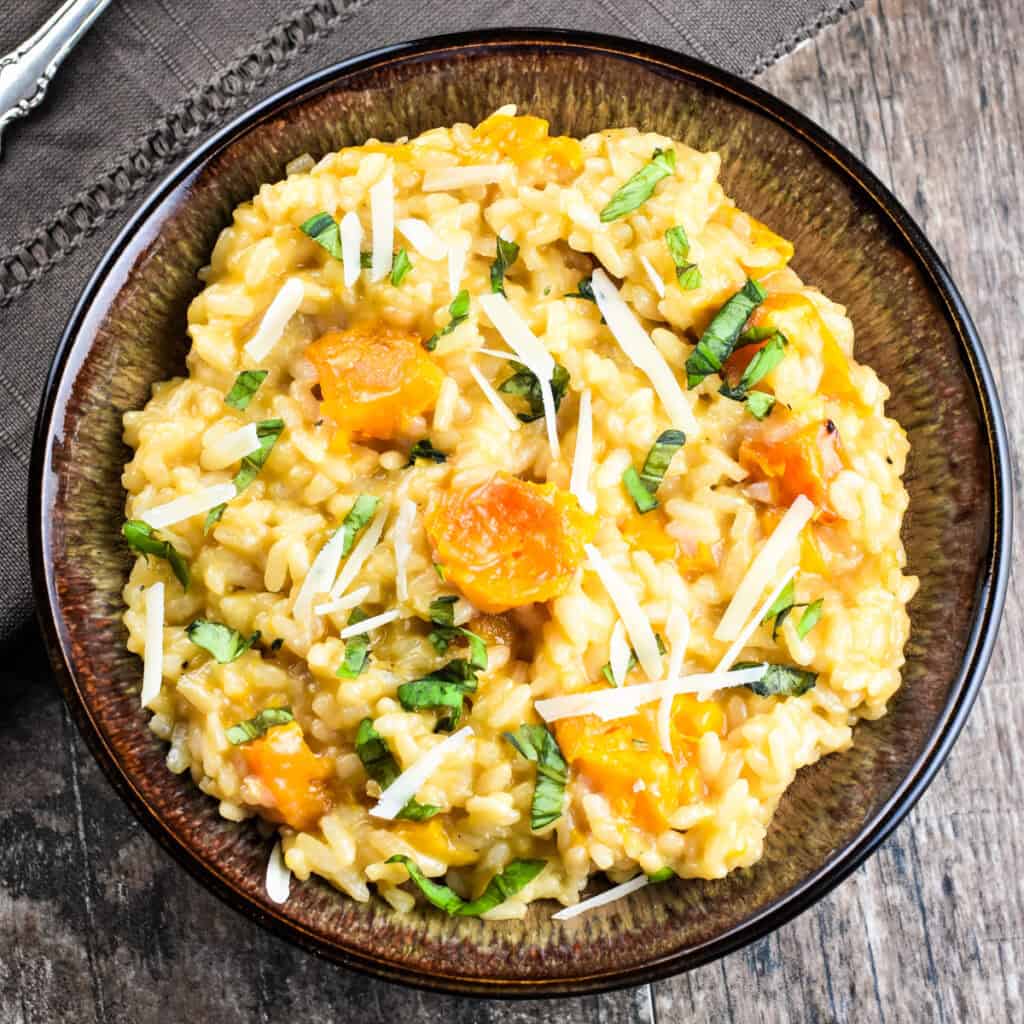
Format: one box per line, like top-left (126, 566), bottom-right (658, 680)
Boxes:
top-left (2, 0), bottom-right (1021, 1020)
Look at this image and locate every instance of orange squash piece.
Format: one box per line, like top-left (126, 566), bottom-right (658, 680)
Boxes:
top-left (306, 324), bottom-right (444, 443)
top-left (390, 818), bottom-right (479, 866)
top-left (620, 509), bottom-right (678, 561)
top-left (242, 720), bottom-right (333, 831)
top-left (739, 419), bottom-right (844, 510)
top-left (424, 473), bottom-right (596, 613)
top-left (469, 113), bottom-right (583, 178)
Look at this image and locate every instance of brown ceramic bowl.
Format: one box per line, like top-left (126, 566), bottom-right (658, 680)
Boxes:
top-left (30, 30), bottom-right (1010, 997)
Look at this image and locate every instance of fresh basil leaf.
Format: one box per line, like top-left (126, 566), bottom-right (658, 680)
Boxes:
top-left (623, 466), bottom-right (658, 513)
top-left (270, 638), bottom-right (285, 651)
top-left (647, 867), bottom-right (676, 883)
top-left (204, 504), bottom-right (226, 533)
top-left (233, 418), bottom-right (284, 492)
top-left (187, 619), bottom-right (260, 663)
top-left (360, 251), bottom-right (373, 269)
top-left (225, 707), bottom-right (293, 745)
top-left (387, 855), bottom-right (546, 916)
top-left (735, 661), bottom-right (818, 697)
top-left (638, 429), bottom-right (686, 493)
top-left (397, 655), bottom-right (485, 731)
top-left (339, 494), bottom-right (379, 557)
top-left (796, 599), bottom-right (824, 639)
top-left (433, 562), bottom-right (447, 581)
top-left (300, 212), bottom-right (343, 260)
top-left (429, 625), bottom-right (487, 666)
top-left (405, 439), bottom-right (447, 466)
top-left (685, 279), bottom-right (767, 388)
top-left (664, 226), bottom-right (702, 291)
top-left (390, 248), bottom-right (413, 286)
top-left (354, 718), bottom-right (440, 820)
top-left (337, 608), bottom-right (370, 678)
top-left (600, 148), bottom-right (677, 222)
top-left (676, 263), bottom-right (702, 291)
top-left (763, 579), bottom-right (796, 641)
top-left (428, 595), bottom-right (458, 628)
top-left (224, 370), bottom-right (268, 411)
top-left (719, 332), bottom-right (788, 405)
top-left (565, 276), bottom-right (597, 302)
top-left (490, 236), bottom-right (520, 296)
top-left (122, 520), bottom-right (190, 590)
top-left (737, 325), bottom-right (778, 348)
top-left (425, 289), bottom-right (470, 351)
top-left (503, 724), bottom-right (568, 830)
top-left (498, 361), bottom-right (570, 423)
top-left (745, 391), bottom-right (776, 420)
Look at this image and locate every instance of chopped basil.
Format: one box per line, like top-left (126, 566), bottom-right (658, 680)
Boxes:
top-left (270, 638), bottom-right (285, 652)
top-left (354, 718), bottom-right (440, 820)
top-left (300, 211), bottom-right (342, 260)
top-left (736, 661), bottom-right (818, 697)
top-left (397, 653), bottom-right (486, 731)
top-left (719, 332), bottom-right (788, 417)
top-left (489, 236), bottom-right (520, 296)
top-left (405, 439), bottom-right (447, 466)
top-left (387, 854), bottom-right (546, 916)
top-left (233, 419), bottom-right (284, 493)
top-left (600, 633), bottom-right (666, 686)
top-left (433, 562), bottom-right (446, 581)
top-left (503, 724), bottom-right (568, 830)
top-left (565, 276), bottom-right (597, 302)
top-left (622, 429), bottom-right (686, 513)
top-left (360, 251), bottom-right (373, 269)
top-left (600, 148), bottom-right (677, 222)
top-left (225, 707), bottom-right (293, 745)
top-left (737, 325), bottom-right (778, 348)
top-left (428, 595), bottom-right (457, 628)
top-left (797, 599), bottom-right (824, 639)
top-left (622, 467), bottom-right (658, 513)
top-left (763, 579), bottom-right (797, 641)
top-left (647, 867), bottom-right (676, 883)
top-left (204, 504), bottom-right (226, 533)
top-left (224, 370), bottom-right (268, 411)
top-left (337, 608), bottom-right (370, 679)
top-left (425, 289), bottom-right (470, 351)
top-left (122, 520), bottom-right (189, 590)
top-left (187, 619), bottom-right (260, 663)
top-left (428, 617), bottom-right (488, 672)
top-left (498, 360), bottom-right (570, 423)
top-left (685, 279), bottom-right (767, 389)
top-left (745, 391), bottom-right (776, 420)
top-left (665, 226), bottom-right (702, 291)
top-left (339, 494), bottom-right (379, 558)
top-left (390, 248), bottom-right (413, 286)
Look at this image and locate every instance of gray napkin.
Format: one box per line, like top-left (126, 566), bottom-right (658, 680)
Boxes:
top-left (0, 0), bottom-right (861, 639)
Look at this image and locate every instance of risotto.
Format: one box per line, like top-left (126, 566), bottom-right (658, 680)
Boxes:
top-left (120, 109), bottom-right (918, 920)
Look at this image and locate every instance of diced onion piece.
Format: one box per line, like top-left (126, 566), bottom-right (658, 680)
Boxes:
top-left (329, 504), bottom-right (390, 599)
top-left (422, 164), bottom-right (512, 191)
top-left (339, 608), bottom-right (402, 639)
top-left (478, 292), bottom-right (559, 457)
top-left (569, 388), bottom-right (596, 514)
top-left (140, 582), bottom-right (164, 708)
top-left (393, 498), bottom-right (417, 602)
top-left (340, 211), bottom-right (363, 288)
top-left (370, 172), bottom-right (394, 282)
top-left (534, 665), bottom-right (766, 723)
top-left (370, 726), bottom-right (474, 820)
top-left (658, 608), bottom-right (690, 754)
top-left (468, 362), bottom-right (522, 433)
top-left (715, 567), bottom-right (797, 673)
top-left (590, 269), bottom-right (698, 437)
top-left (203, 423), bottom-right (260, 469)
top-left (140, 482), bottom-right (237, 531)
top-left (585, 543), bottom-right (662, 680)
top-left (243, 277), bottom-right (305, 362)
top-left (313, 585), bottom-right (371, 618)
top-left (639, 254), bottom-right (666, 298)
top-left (447, 241), bottom-right (468, 297)
top-left (265, 842), bottom-right (291, 904)
top-left (609, 620), bottom-right (631, 687)
top-left (714, 495), bottom-right (815, 642)
top-left (396, 217), bottom-right (447, 261)
top-left (552, 875), bottom-right (650, 920)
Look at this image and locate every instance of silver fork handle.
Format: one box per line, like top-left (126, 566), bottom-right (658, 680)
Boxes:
top-left (0, 0), bottom-right (113, 149)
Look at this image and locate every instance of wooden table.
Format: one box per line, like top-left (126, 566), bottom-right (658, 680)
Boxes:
top-left (3, 0), bottom-right (1020, 1019)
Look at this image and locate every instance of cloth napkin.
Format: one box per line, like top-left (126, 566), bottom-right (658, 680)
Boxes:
top-left (0, 0), bottom-right (861, 640)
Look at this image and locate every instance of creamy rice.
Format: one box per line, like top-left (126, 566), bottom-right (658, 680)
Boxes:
top-left (121, 109), bottom-right (917, 919)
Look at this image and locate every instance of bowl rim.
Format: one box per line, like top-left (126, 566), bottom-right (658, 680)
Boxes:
top-left (29, 27), bottom-right (1012, 998)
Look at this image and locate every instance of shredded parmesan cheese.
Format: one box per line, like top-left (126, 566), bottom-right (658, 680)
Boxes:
top-left (140, 582), bottom-right (164, 708)
top-left (552, 875), bottom-right (650, 920)
top-left (639, 254), bottom-right (666, 297)
top-left (569, 388), bottom-right (596, 514)
top-left (265, 842), bottom-right (291, 904)
top-left (329, 504), bottom-right (390, 599)
top-left (203, 423), bottom-right (260, 469)
top-left (396, 217), bottom-right (446, 260)
top-left (294, 522), bottom-right (351, 621)
top-left (340, 608), bottom-right (402, 639)
top-left (609, 620), bottom-right (631, 687)
top-left (468, 362), bottom-right (522, 432)
top-left (340, 211), bottom-right (362, 288)
top-left (584, 542), bottom-right (662, 680)
top-left (715, 566), bottom-right (798, 673)
top-left (313, 585), bottom-right (371, 618)
top-left (243, 277), bottom-right (305, 362)
top-left (658, 608), bottom-right (690, 754)
top-left (370, 172), bottom-right (394, 282)
top-left (370, 726), bottom-right (474, 820)
top-left (140, 482), bottom-right (237, 531)
top-left (714, 495), bottom-right (815, 642)
top-left (590, 269), bottom-right (698, 436)
top-left (393, 498), bottom-right (417, 602)
top-left (422, 164), bottom-right (512, 191)
top-left (447, 240), bottom-right (468, 297)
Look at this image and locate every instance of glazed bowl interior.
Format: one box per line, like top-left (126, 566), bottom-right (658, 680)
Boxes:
top-left (32, 32), bottom-right (1007, 996)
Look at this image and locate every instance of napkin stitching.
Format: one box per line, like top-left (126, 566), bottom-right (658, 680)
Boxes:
top-left (750, 0), bottom-right (863, 76)
top-left (0, 0), bottom-right (373, 309)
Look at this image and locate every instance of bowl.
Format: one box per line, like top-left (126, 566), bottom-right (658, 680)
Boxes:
top-left (30, 29), bottom-right (1011, 997)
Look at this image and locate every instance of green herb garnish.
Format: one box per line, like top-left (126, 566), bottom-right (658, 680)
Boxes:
top-left (719, 331), bottom-right (788, 419)
top-left (300, 212), bottom-right (342, 260)
top-left (405, 439), bottom-right (448, 466)
top-left (622, 429), bottom-right (686, 513)
top-left (796, 599), bottom-right (824, 639)
top-left (426, 597), bottom-right (488, 669)
top-left (225, 707), bottom-right (293, 745)
top-left (763, 579), bottom-right (797, 641)
top-left (745, 391), bottom-right (776, 420)
top-left (600, 148), bottom-right (677, 222)
top-left (736, 661), bottom-right (818, 697)
top-left (360, 251), bottom-right (373, 269)
top-left (503, 724), bottom-right (568, 830)
top-left (224, 370), bottom-right (268, 411)
top-left (622, 467), bottom-right (658, 513)
top-left (122, 520), bottom-right (189, 590)
top-left (354, 718), bottom-right (440, 820)
top-left (489, 236), bottom-right (520, 296)
top-left (387, 855), bottom-right (546, 916)
top-left (187, 619), bottom-right (261, 663)
top-left (685, 279), bottom-right (767, 389)
top-left (425, 289), bottom-right (470, 351)
top-left (397, 647), bottom-right (487, 731)
top-left (233, 418), bottom-right (284, 493)
top-left (565, 276), bottom-right (596, 302)
top-left (390, 248), bottom-right (413, 286)
top-left (339, 494), bottom-right (379, 558)
top-left (665, 226), bottom-right (701, 291)
top-left (647, 867), bottom-right (676, 883)
top-left (498, 360), bottom-right (571, 423)
top-left (337, 608), bottom-right (371, 679)
top-left (204, 504), bottom-right (226, 533)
